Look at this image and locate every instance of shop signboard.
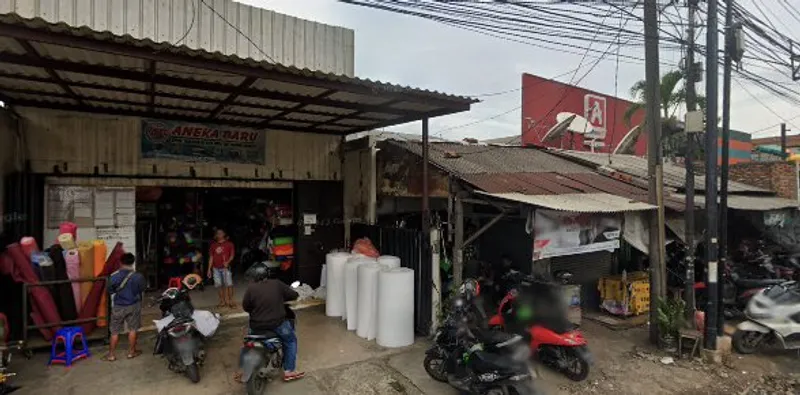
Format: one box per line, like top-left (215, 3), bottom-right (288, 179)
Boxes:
top-left (141, 119), bottom-right (266, 165)
top-left (532, 209), bottom-right (621, 260)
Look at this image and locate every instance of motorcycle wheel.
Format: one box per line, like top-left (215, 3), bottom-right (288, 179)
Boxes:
top-left (246, 360), bottom-right (268, 395)
top-left (562, 348), bottom-right (589, 382)
top-left (186, 363), bottom-right (201, 383)
top-left (423, 353), bottom-right (448, 383)
top-left (733, 330), bottom-right (765, 354)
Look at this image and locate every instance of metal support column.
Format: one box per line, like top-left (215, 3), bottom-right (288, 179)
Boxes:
top-left (719, 0), bottom-right (734, 337)
top-left (422, 117), bottom-right (430, 236)
top-left (683, 0), bottom-right (699, 324)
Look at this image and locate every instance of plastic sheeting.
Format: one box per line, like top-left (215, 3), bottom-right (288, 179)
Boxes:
top-left (356, 263), bottom-right (382, 340)
top-left (154, 310), bottom-right (220, 338)
top-left (376, 267), bottom-right (415, 348)
top-left (378, 255), bottom-right (401, 269)
top-left (345, 257), bottom-right (373, 330)
top-left (325, 252), bottom-right (350, 317)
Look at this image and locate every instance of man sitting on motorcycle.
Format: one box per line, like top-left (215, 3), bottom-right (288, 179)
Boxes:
top-left (235, 262), bottom-right (304, 383)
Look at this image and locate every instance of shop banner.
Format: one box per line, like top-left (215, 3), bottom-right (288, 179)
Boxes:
top-left (141, 119), bottom-right (265, 164)
top-left (532, 209), bottom-right (621, 260)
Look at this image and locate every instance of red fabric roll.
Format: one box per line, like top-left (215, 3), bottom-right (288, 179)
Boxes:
top-left (6, 244), bottom-right (62, 340)
top-left (20, 237), bottom-right (39, 260)
top-left (79, 242), bottom-right (124, 334)
top-left (59, 222), bottom-right (78, 239)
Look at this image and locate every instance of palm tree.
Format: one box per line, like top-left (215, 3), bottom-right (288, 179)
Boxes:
top-left (623, 70), bottom-right (706, 157)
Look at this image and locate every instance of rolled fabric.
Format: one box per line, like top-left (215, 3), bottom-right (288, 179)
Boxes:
top-left (378, 255), bottom-right (401, 270)
top-left (377, 267), bottom-right (415, 348)
top-left (92, 240), bottom-right (108, 327)
top-left (273, 244), bottom-right (294, 257)
top-left (80, 242), bottom-right (123, 334)
top-left (59, 222), bottom-right (78, 239)
top-left (356, 263), bottom-right (382, 340)
top-left (325, 252), bottom-right (350, 318)
top-left (65, 249), bottom-right (82, 311)
top-left (48, 245), bottom-right (78, 321)
top-left (57, 233), bottom-right (77, 250)
top-left (345, 257), bottom-right (372, 331)
top-left (6, 243), bottom-right (61, 339)
top-left (20, 237), bottom-right (39, 259)
top-left (77, 241), bottom-right (94, 305)
top-left (272, 237), bottom-right (294, 246)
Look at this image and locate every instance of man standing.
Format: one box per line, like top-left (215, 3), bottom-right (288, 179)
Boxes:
top-left (105, 253), bottom-right (146, 361)
top-left (208, 229), bottom-right (235, 308)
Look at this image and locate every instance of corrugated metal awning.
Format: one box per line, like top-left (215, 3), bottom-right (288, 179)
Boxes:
top-left (0, 14), bottom-right (475, 134)
top-left (476, 191), bottom-right (656, 213)
top-left (677, 194), bottom-right (799, 211)
top-left (46, 176), bottom-right (293, 189)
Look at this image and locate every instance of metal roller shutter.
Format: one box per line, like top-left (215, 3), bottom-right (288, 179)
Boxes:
top-left (550, 251), bottom-right (614, 310)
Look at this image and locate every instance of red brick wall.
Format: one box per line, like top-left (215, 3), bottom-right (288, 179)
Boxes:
top-left (729, 161), bottom-right (798, 200)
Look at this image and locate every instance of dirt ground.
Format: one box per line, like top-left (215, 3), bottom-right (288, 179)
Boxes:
top-left (6, 306), bottom-right (800, 395)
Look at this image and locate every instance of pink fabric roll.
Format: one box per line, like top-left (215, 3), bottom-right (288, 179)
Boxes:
top-left (64, 249), bottom-right (82, 311)
top-left (20, 237), bottom-right (39, 259)
top-left (59, 222), bottom-right (78, 240)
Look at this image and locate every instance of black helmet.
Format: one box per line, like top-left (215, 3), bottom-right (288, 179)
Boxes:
top-left (245, 261), bottom-right (279, 282)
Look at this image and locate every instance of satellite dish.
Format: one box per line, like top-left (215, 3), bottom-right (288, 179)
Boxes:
top-left (612, 125), bottom-right (643, 155)
top-left (556, 112), bottom-right (594, 135)
top-left (542, 114), bottom-right (576, 142)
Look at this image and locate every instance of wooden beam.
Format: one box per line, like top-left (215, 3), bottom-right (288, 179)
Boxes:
top-left (208, 76), bottom-right (257, 119)
top-left (16, 39), bottom-right (86, 106)
top-left (0, 22), bottom-right (475, 110)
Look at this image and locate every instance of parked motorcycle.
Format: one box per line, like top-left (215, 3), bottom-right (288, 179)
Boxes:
top-left (0, 371), bottom-right (19, 395)
top-left (153, 276), bottom-right (217, 383)
top-left (732, 281), bottom-right (800, 354)
top-left (241, 281), bottom-right (300, 395)
top-left (488, 275), bottom-right (592, 382)
top-left (423, 279), bottom-right (540, 395)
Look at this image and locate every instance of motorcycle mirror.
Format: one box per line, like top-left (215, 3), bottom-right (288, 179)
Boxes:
top-left (290, 281), bottom-right (300, 289)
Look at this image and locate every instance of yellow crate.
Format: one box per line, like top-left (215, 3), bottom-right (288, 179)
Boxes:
top-left (598, 272), bottom-right (650, 316)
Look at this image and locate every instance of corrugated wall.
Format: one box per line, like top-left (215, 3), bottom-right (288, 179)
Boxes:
top-left (0, 0), bottom-right (355, 76)
top-left (18, 108), bottom-right (342, 183)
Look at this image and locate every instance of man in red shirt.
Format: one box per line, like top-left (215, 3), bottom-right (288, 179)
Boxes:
top-left (207, 229), bottom-right (236, 308)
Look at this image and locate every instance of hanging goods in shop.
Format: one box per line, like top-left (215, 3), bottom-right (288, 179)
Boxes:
top-left (48, 245), bottom-right (78, 321)
top-left (59, 222), bottom-right (77, 240)
top-left (7, 244), bottom-right (62, 340)
top-left (20, 237), bottom-right (39, 259)
top-left (378, 255), bottom-right (401, 270)
top-left (272, 237), bottom-right (294, 246)
top-left (273, 244), bottom-right (294, 257)
top-left (77, 242), bottom-right (94, 305)
top-left (324, 252), bottom-right (350, 318)
top-left (79, 242), bottom-right (124, 334)
top-left (377, 267), bottom-right (415, 348)
top-left (356, 263), bottom-right (382, 340)
top-left (64, 249), bottom-right (82, 312)
top-left (57, 233), bottom-right (77, 250)
top-left (92, 240), bottom-right (109, 327)
top-left (345, 257), bottom-right (373, 331)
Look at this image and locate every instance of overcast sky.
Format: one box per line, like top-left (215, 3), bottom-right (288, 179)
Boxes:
top-left (238, 0), bottom-right (800, 141)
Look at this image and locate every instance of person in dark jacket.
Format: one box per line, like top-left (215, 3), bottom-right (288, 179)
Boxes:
top-left (236, 262), bottom-right (303, 383)
top-left (105, 253), bottom-right (146, 362)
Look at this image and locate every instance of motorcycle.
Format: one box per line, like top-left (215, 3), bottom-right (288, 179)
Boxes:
top-left (153, 275), bottom-right (219, 383)
top-left (732, 281), bottom-right (800, 354)
top-left (0, 371), bottom-right (19, 395)
top-left (423, 279), bottom-right (540, 395)
top-left (488, 275), bottom-right (591, 382)
top-left (241, 281), bottom-right (300, 395)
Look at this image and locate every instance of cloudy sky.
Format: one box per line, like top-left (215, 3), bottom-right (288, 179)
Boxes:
top-left (238, 0), bottom-right (800, 142)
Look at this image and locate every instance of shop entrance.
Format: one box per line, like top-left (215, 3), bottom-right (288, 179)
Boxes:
top-left (135, 186), bottom-right (294, 289)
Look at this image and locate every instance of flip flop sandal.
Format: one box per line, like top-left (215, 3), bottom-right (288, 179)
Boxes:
top-left (283, 372), bottom-right (305, 382)
top-left (102, 355), bottom-right (117, 362)
top-left (127, 350), bottom-right (142, 359)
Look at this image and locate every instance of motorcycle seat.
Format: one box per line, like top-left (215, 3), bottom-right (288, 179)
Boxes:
top-left (735, 278), bottom-right (785, 288)
top-left (166, 316), bottom-right (193, 328)
top-left (471, 350), bottom-right (519, 374)
top-left (474, 328), bottom-right (521, 348)
top-left (245, 330), bottom-right (280, 341)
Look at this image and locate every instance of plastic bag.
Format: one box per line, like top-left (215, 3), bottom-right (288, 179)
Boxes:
top-left (352, 238), bottom-right (380, 258)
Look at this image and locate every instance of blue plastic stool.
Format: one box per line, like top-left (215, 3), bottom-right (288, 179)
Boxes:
top-left (49, 326), bottom-right (90, 367)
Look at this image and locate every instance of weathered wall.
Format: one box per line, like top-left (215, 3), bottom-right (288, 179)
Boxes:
top-left (0, 0), bottom-right (355, 76)
top-left (729, 161), bottom-right (798, 200)
top-left (376, 143), bottom-right (449, 198)
top-left (343, 146), bottom-right (373, 224)
top-left (18, 108), bottom-right (342, 182)
top-left (0, 108), bottom-right (16, 232)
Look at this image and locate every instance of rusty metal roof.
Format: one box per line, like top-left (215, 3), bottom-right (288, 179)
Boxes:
top-left (384, 140), bottom-right (683, 212)
top-left (0, 14), bottom-right (475, 134)
top-left (477, 192), bottom-right (656, 213)
top-left (676, 194), bottom-right (799, 211)
top-left (554, 150), bottom-right (770, 193)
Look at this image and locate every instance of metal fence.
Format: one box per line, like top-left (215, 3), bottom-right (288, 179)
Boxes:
top-left (350, 223), bottom-right (432, 335)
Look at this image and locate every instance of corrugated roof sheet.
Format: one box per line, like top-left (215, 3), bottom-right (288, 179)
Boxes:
top-left (477, 192), bottom-right (656, 213)
top-left (0, 14), bottom-right (475, 134)
top-left (555, 150), bottom-right (769, 193)
top-left (676, 194), bottom-right (799, 211)
top-left (386, 140), bottom-right (594, 175)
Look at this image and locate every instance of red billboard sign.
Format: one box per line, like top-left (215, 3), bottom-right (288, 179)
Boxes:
top-left (520, 73), bottom-right (646, 155)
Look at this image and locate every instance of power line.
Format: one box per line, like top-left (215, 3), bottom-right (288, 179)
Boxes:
top-left (198, 0), bottom-right (276, 63)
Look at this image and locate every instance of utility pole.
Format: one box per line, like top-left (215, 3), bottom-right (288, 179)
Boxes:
top-left (704, 0), bottom-right (720, 351)
top-left (683, 0), bottom-right (699, 324)
top-left (719, 0), bottom-right (734, 337)
top-left (644, 0), bottom-right (666, 344)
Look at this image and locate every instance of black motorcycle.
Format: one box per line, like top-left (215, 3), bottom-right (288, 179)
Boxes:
top-left (424, 280), bottom-right (539, 395)
top-left (153, 284), bottom-right (206, 383)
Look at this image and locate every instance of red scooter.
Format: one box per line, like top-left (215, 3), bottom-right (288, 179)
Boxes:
top-left (488, 278), bottom-right (591, 382)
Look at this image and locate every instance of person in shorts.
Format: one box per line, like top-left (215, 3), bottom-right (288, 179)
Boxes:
top-left (207, 228), bottom-right (236, 308)
top-left (105, 253), bottom-right (146, 361)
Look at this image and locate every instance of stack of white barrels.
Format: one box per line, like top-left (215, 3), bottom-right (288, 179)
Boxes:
top-left (323, 251), bottom-right (414, 348)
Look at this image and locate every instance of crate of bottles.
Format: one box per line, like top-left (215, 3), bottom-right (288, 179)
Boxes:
top-left (598, 271), bottom-right (650, 316)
